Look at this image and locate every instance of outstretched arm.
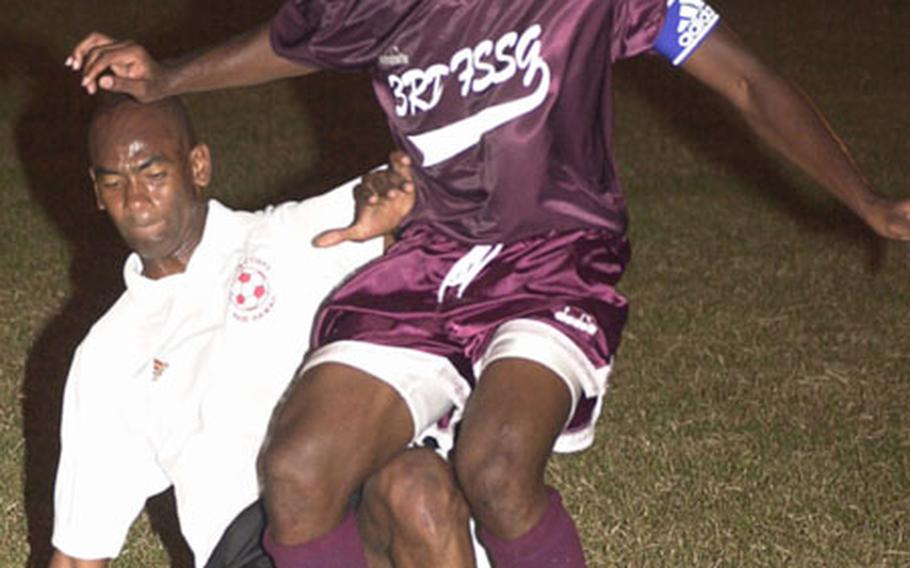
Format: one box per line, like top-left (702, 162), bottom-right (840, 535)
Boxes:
top-left (66, 23), bottom-right (313, 101)
top-left (681, 23), bottom-right (910, 240)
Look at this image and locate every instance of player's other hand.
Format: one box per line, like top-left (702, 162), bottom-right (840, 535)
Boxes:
top-left (66, 32), bottom-right (168, 101)
top-left (861, 196), bottom-right (910, 241)
top-left (313, 151), bottom-right (416, 248)
top-left (355, 150), bottom-right (415, 206)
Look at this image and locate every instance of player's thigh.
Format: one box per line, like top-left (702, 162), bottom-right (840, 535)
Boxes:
top-left (265, 362), bottom-right (414, 477)
top-left (457, 357), bottom-right (572, 479)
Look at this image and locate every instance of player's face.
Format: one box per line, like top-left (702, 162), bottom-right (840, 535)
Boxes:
top-left (90, 105), bottom-right (210, 275)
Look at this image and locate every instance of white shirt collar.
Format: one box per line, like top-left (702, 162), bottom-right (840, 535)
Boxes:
top-left (121, 200), bottom-right (240, 302)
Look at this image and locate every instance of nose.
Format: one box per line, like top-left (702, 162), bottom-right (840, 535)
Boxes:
top-left (123, 176), bottom-right (152, 213)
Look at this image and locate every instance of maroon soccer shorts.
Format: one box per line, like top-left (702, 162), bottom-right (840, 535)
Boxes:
top-left (306, 223), bottom-right (630, 452)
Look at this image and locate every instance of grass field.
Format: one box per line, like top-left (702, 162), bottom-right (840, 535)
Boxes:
top-left (1, 1), bottom-right (908, 566)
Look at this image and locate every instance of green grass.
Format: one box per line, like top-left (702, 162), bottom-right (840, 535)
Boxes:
top-left (1, 0), bottom-right (908, 566)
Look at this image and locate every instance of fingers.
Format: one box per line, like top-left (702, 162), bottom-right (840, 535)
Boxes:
top-left (887, 216), bottom-right (910, 241)
top-left (312, 226), bottom-right (363, 248)
top-left (388, 150), bottom-right (414, 189)
top-left (66, 32), bottom-right (114, 70)
top-left (389, 150), bottom-right (411, 170)
top-left (95, 75), bottom-right (150, 99)
top-left (354, 152), bottom-right (415, 206)
top-left (80, 41), bottom-right (144, 94)
top-left (67, 35), bottom-right (161, 99)
top-left (352, 182), bottom-right (378, 205)
top-left (343, 154), bottom-right (417, 247)
top-left (356, 171), bottom-right (408, 202)
top-left (877, 200), bottom-right (910, 241)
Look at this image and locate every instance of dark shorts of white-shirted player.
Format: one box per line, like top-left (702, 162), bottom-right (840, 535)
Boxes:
top-left (204, 501), bottom-right (273, 568)
top-left (205, 492), bottom-right (367, 568)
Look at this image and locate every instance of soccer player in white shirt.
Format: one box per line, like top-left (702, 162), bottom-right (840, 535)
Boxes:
top-left (49, 94), bottom-right (483, 568)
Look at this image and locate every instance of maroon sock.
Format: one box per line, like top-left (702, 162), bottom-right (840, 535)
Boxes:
top-left (262, 510), bottom-right (368, 568)
top-left (478, 487), bottom-right (586, 568)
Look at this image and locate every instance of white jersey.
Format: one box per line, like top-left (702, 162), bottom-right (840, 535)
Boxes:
top-left (52, 184), bottom-right (383, 565)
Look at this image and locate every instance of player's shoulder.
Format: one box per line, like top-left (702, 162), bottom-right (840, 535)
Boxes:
top-left (249, 179), bottom-right (371, 247)
top-left (262, 181), bottom-right (360, 229)
top-left (81, 291), bottom-right (133, 345)
top-left (222, 180), bottom-right (383, 269)
top-left (66, 292), bottom-right (135, 386)
top-left (206, 199), bottom-right (261, 231)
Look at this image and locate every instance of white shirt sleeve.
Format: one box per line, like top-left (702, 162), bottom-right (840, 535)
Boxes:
top-left (52, 343), bottom-right (170, 560)
top-left (266, 175), bottom-right (386, 276)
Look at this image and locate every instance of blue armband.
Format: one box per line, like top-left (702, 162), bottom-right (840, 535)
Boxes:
top-left (654, 0), bottom-right (721, 66)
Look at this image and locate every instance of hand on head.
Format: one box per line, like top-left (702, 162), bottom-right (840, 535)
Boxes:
top-left (66, 32), bottom-right (167, 101)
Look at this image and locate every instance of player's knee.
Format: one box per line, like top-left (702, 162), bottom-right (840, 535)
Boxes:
top-left (260, 432), bottom-right (335, 505)
top-left (454, 429), bottom-right (535, 520)
top-left (375, 449), bottom-right (469, 541)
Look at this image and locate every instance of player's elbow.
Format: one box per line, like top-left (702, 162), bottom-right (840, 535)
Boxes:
top-left (727, 70), bottom-right (761, 119)
top-left (727, 62), bottom-right (790, 125)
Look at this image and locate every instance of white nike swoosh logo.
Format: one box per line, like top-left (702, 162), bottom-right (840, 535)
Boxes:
top-left (407, 63), bottom-right (551, 167)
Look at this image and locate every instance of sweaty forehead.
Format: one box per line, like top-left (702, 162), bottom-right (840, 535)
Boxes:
top-left (89, 103), bottom-right (188, 166)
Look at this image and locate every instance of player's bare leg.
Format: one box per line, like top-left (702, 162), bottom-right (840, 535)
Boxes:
top-left (453, 358), bottom-right (585, 567)
top-left (259, 363), bottom-right (414, 565)
top-left (359, 448), bottom-right (476, 568)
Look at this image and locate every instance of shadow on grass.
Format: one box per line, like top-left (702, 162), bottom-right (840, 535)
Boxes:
top-left (1, 34), bottom-right (134, 568)
top-left (615, 56), bottom-right (887, 273)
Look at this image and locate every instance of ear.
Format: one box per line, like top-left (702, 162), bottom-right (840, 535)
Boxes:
top-left (89, 168), bottom-right (105, 211)
top-left (189, 143), bottom-right (212, 195)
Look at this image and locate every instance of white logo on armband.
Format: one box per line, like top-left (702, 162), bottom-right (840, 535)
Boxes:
top-left (656, 0), bottom-right (721, 66)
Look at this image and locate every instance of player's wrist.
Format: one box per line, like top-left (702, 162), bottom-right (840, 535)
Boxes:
top-left (160, 52), bottom-right (212, 98)
top-left (156, 60), bottom-right (189, 99)
top-left (840, 183), bottom-right (883, 219)
top-left (853, 191), bottom-right (900, 236)
top-left (857, 191), bottom-right (888, 217)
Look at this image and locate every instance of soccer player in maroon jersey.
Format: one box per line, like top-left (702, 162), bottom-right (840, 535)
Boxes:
top-left (68, 1), bottom-right (910, 567)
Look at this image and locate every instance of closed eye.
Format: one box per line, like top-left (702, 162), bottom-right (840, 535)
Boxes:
top-left (97, 176), bottom-right (124, 190)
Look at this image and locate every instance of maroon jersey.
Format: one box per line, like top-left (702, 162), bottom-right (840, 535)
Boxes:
top-left (272, 0), bottom-right (666, 243)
